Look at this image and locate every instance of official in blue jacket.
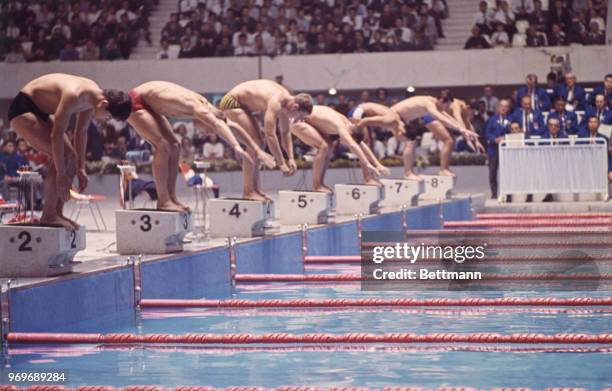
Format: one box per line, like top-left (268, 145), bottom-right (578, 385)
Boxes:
top-left (578, 116), bottom-right (611, 180)
top-left (541, 117), bottom-right (569, 145)
top-left (589, 74), bottom-right (612, 107)
top-left (485, 99), bottom-right (511, 198)
top-left (510, 95), bottom-right (545, 137)
top-left (554, 72), bottom-right (586, 110)
top-left (547, 96), bottom-right (579, 135)
top-left (580, 93), bottom-right (612, 133)
top-left (515, 74), bottom-right (551, 112)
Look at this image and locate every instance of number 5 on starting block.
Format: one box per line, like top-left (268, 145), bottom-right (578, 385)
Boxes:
top-left (279, 191), bottom-right (333, 225)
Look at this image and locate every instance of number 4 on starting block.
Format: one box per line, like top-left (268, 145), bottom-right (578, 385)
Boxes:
top-left (207, 198), bottom-right (272, 238)
top-left (420, 175), bottom-right (456, 201)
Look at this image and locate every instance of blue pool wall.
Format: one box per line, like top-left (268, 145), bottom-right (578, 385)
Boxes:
top-left (7, 198), bottom-right (471, 332)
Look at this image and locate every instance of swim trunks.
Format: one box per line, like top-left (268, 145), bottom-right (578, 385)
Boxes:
top-left (422, 114), bottom-right (436, 125)
top-left (129, 89), bottom-right (147, 111)
top-left (218, 93), bottom-right (242, 110)
top-left (8, 92), bottom-right (50, 123)
top-left (348, 104), bottom-right (365, 120)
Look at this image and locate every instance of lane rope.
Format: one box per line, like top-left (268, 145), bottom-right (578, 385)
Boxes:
top-left (476, 212), bottom-right (612, 220)
top-left (6, 332), bottom-right (612, 345)
top-left (138, 297), bottom-right (612, 309)
top-left (443, 220), bottom-right (612, 228)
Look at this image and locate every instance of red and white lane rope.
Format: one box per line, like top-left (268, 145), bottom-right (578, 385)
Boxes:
top-left (234, 274), bottom-right (611, 283)
top-left (138, 297), bottom-right (612, 309)
top-left (443, 220), bottom-right (612, 228)
top-left (303, 255), bottom-right (612, 264)
top-left (6, 332), bottom-right (612, 345)
top-left (476, 213), bottom-right (612, 220)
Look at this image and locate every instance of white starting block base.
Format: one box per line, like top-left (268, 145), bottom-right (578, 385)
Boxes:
top-left (0, 225), bottom-right (85, 277)
top-left (420, 175), bottom-right (456, 200)
top-left (334, 184), bottom-right (384, 216)
top-left (116, 209), bottom-right (192, 254)
top-left (379, 179), bottom-right (424, 208)
top-left (208, 198), bottom-right (271, 238)
top-left (279, 191), bottom-right (334, 225)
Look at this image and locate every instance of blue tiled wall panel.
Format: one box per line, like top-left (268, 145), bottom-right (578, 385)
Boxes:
top-left (362, 211), bottom-right (403, 231)
top-left (306, 222), bottom-right (359, 256)
top-left (407, 204), bottom-right (442, 229)
top-left (235, 232), bottom-right (303, 274)
top-left (141, 247), bottom-right (231, 299)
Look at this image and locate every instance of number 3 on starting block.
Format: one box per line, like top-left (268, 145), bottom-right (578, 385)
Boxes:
top-left (115, 209), bottom-right (192, 254)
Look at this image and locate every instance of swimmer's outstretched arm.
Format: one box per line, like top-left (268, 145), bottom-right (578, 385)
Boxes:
top-left (338, 128), bottom-right (380, 177)
top-left (74, 109), bottom-right (93, 191)
top-left (359, 141), bottom-right (390, 176)
top-left (264, 102), bottom-right (290, 173)
top-left (226, 120), bottom-right (275, 168)
top-left (424, 101), bottom-right (466, 132)
top-left (53, 93), bottom-right (78, 200)
top-left (278, 114), bottom-right (297, 173)
top-left (357, 115), bottom-right (397, 130)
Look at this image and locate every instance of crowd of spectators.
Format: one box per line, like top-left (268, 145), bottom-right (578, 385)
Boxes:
top-left (158, 0), bottom-right (448, 59)
top-left (0, 0), bottom-right (155, 63)
top-left (466, 0), bottom-right (608, 49)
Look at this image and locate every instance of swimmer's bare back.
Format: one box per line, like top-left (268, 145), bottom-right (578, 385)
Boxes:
top-left (226, 79), bottom-right (292, 112)
top-left (21, 73), bottom-right (105, 120)
top-left (390, 96), bottom-right (438, 122)
top-left (304, 105), bottom-right (352, 135)
top-left (131, 81), bottom-right (215, 119)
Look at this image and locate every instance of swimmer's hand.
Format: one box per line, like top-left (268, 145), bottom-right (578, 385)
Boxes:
top-left (377, 165), bottom-right (391, 177)
top-left (234, 146), bottom-right (253, 166)
top-left (287, 158), bottom-right (298, 175)
top-left (76, 169), bottom-right (88, 192)
top-left (56, 173), bottom-right (73, 202)
top-left (279, 162), bottom-right (292, 176)
top-left (257, 150), bottom-right (276, 169)
top-left (366, 164), bottom-right (381, 178)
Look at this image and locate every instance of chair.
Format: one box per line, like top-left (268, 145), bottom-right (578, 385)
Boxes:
top-left (68, 188), bottom-right (108, 231)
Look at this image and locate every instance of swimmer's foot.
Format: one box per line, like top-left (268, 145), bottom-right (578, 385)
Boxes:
top-left (171, 197), bottom-right (191, 212)
top-left (256, 190), bottom-right (273, 201)
top-left (439, 169), bottom-right (457, 177)
top-left (365, 178), bottom-right (383, 187)
top-left (244, 191), bottom-right (269, 202)
top-left (404, 172), bottom-right (424, 181)
top-left (40, 215), bottom-right (77, 230)
top-left (157, 201), bottom-right (186, 212)
top-left (59, 214), bottom-right (80, 229)
top-left (313, 184), bottom-right (333, 193)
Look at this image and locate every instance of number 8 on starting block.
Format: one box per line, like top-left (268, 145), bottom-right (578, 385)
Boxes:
top-left (420, 175), bottom-right (456, 200)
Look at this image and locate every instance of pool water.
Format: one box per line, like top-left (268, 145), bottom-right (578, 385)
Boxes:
top-left (2, 263), bottom-right (612, 389)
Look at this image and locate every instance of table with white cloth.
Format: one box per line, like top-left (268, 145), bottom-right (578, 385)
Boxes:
top-left (498, 138), bottom-right (609, 201)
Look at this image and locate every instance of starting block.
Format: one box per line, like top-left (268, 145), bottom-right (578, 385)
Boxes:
top-left (420, 175), bottom-right (456, 200)
top-left (278, 191), bottom-right (334, 225)
top-left (208, 198), bottom-right (271, 237)
top-left (0, 225), bottom-right (85, 277)
top-left (379, 178), bottom-right (424, 208)
top-left (335, 184), bottom-right (384, 216)
top-left (115, 209), bottom-right (192, 254)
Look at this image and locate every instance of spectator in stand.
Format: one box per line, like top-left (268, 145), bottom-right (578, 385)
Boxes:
top-left (529, 0), bottom-right (549, 33)
top-left (485, 98), bottom-right (511, 198)
top-left (490, 24), bottom-right (510, 47)
top-left (493, 1), bottom-right (516, 38)
top-left (580, 94), bottom-right (612, 132)
top-left (526, 25), bottom-right (547, 46)
top-left (549, 0), bottom-right (572, 34)
top-left (215, 36), bottom-right (233, 57)
top-left (548, 23), bottom-right (567, 46)
top-left (161, 13), bottom-right (182, 44)
top-left (179, 137), bottom-right (195, 165)
top-left (59, 41), bottom-right (80, 61)
top-left (376, 88), bottom-right (388, 105)
top-left (591, 74), bottom-right (612, 107)
top-left (474, 1), bottom-right (494, 35)
top-left (157, 39), bottom-right (171, 59)
top-left (195, 36), bottom-right (216, 57)
top-left (178, 37), bottom-right (195, 58)
top-left (516, 74), bottom-right (551, 112)
top-left (203, 134), bottom-right (224, 159)
top-left (554, 72), bottom-right (586, 111)
top-left (234, 33), bottom-right (253, 56)
top-left (542, 117), bottom-right (568, 142)
top-left (547, 96), bottom-right (579, 135)
top-left (513, 0), bottom-right (535, 20)
top-left (480, 84), bottom-right (500, 116)
top-left (82, 39), bottom-right (100, 60)
top-left (585, 22), bottom-right (605, 45)
top-left (465, 25), bottom-right (490, 49)
top-left (569, 11), bottom-right (590, 44)
top-left (4, 43), bottom-right (25, 63)
top-left (368, 30), bottom-right (388, 52)
top-left (510, 95), bottom-right (545, 136)
top-left (101, 38), bottom-right (122, 60)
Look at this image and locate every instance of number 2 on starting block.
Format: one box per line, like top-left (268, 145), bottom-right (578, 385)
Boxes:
top-left (420, 175), bottom-right (456, 200)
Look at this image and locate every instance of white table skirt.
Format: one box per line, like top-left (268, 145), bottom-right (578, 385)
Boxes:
top-left (498, 138), bottom-right (609, 196)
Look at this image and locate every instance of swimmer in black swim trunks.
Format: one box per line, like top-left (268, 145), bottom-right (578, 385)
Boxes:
top-left (8, 73), bottom-right (131, 229)
top-left (290, 105), bottom-right (389, 192)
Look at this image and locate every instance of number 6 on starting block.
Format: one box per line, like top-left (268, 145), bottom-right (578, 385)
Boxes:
top-left (0, 225), bottom-right (86, 277)
top-left (115, 209), bottom-right (192, 254)
top-left (334, 184), bottom-right (384, 216)
top-left (420, 175), bottom-right (456, 201)
top-left (207, 198), bottom-right (271, 237)
top-left (279, 191), bottom-right (334, 225)
top-left (379, 178), bottom-right (424, 208)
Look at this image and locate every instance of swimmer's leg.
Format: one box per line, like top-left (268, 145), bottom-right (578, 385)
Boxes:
top-left (402, 140), bottom-right (422, 181)
top-left (291, 122), bottom-right (332, 193)
top-left (426, 120), bottom-right (455, 177)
